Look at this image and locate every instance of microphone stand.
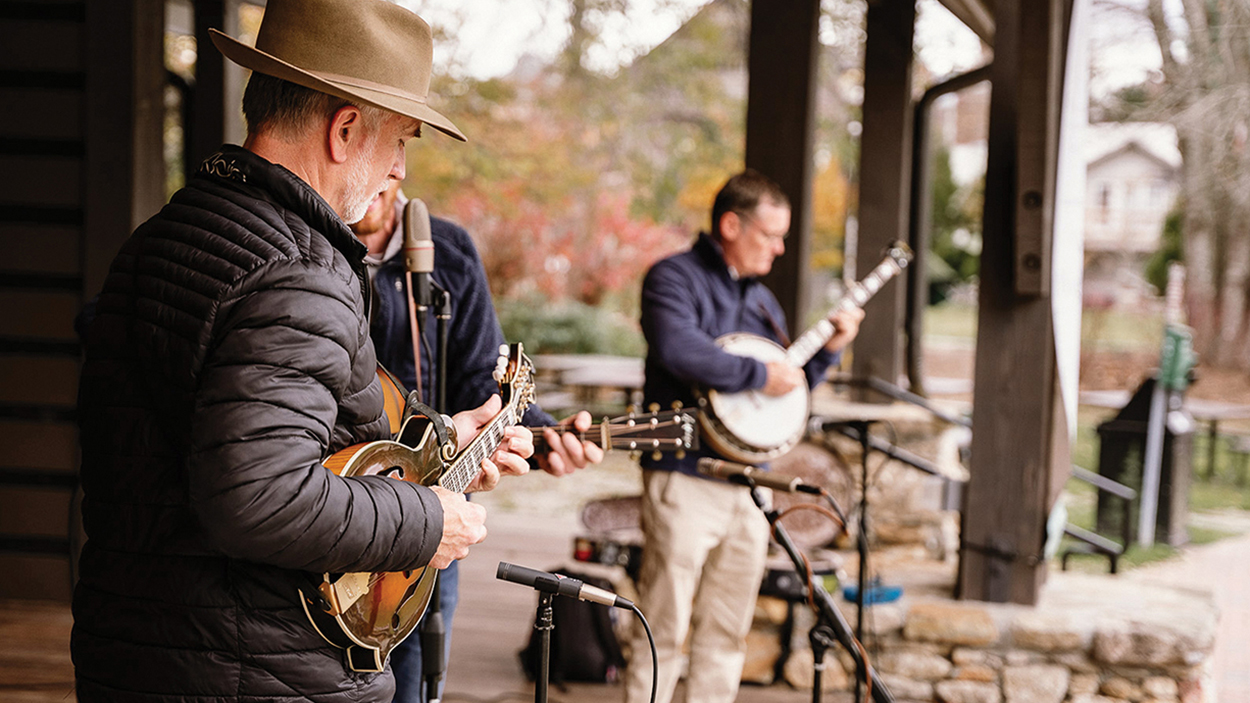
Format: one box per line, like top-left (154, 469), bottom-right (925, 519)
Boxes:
top-left (744, 483), bottom-right (894, 703)
top-left (434, 285), bottom-right (450, 413)
top-left (531, 591), bottom-right (556, 703)
top-left (821, 420), bottom-right (879, 648)
top-left (418, 280), bottom-right (452, 703)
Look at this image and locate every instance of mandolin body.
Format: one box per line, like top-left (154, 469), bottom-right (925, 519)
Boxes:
top-left (301, 416), bottom-right (450, 673)
top-left (301, 346), bottom-right (534, 673)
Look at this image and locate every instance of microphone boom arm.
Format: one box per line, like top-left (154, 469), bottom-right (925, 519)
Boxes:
top-left (745, 486), bottom-right (895, 703)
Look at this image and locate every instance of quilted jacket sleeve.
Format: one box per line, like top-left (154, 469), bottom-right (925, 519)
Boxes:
top-left (186, 255), bottom-right (443, 574)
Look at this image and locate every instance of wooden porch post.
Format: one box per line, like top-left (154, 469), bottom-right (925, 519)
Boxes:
top-left (852, 0), bottom-right (915, 392)
top-left (191, 0), bottom-right (247, 169)
top-left (958, 0), bottom-right (1069, 605)
top-left (744, 0), bottom-right (821, 332)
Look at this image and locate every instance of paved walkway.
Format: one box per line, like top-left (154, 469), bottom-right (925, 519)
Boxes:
top-left (1122, 514), bottom-right (1250, 703)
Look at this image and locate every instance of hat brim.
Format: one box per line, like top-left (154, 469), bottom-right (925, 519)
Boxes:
top-left (209, 29), bottom-right (466, 142)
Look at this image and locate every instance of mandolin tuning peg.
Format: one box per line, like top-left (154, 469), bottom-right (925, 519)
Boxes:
top-left (648, 402), bottom-right (660, 413)
top-left (651, 450), bottom-right (661, 461)
top-left (671, 401), bottom-right (683, 410)
top-left (629, 450), bottom-right (641, 461)
top-left (626, 404), bottom-right (637, 415)
top-left (675, 449), bottom-right (686, 460)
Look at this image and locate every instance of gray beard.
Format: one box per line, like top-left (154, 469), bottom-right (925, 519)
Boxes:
top-left (340, 144), bottom-right (383, 225)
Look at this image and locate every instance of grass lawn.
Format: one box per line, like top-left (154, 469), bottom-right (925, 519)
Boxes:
top-left (925, 301), bottom-right (1245, 571)
top-left (924, 302), bottom-right (1165, 352)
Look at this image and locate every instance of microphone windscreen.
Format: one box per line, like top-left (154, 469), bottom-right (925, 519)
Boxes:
top-left (403, 198), bottom-right (434, 274)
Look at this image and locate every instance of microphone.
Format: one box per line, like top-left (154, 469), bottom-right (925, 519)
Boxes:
top-left (697, 457), bottom-right (823, 494)
top-left (403, 197), bottom-right (434, 308)
top-left (496, 561), bottom-right (634, 610)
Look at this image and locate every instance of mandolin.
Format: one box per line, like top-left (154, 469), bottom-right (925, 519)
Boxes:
top-left (530, 406), bottom-right (698, 458)
top-left (697, 243), bottom-right (913, 464)
top-left (300, 344), bottom-right (535, 673)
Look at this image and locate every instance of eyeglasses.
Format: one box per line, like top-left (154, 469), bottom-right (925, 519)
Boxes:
top-left (735, 210), bottom-right (789, 243)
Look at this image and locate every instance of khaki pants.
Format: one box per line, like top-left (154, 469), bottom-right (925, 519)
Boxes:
top-left (623, 470), bottom-right (770, 703)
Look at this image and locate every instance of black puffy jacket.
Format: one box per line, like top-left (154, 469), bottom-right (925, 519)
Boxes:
top-left (72, 145), bottom-right (444, 702)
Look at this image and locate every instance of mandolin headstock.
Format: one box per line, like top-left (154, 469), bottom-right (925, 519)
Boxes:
top-left (493, 343), bottom-right (536, 417)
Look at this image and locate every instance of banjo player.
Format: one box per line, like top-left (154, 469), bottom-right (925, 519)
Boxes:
top-left (621, 169), bottom-right (863, 703)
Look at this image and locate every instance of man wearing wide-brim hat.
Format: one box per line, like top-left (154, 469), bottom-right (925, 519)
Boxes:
top-left (71, 1), bottom-right (533, 701)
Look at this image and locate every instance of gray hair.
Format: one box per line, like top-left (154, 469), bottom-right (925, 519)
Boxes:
top-left (242, 72), bottom-right (387, 141)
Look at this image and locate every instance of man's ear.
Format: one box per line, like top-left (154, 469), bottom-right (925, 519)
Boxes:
top-left (718, 211), bottom-right (742, 243)
top-left (327, 105), bottom-right (364, 165)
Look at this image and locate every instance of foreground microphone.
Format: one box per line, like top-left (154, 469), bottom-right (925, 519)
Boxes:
top-left (697, 457), bottom-right (823, 494)
top-left (403, 197), bottom-right (434, 308)
top-left (497, 561), bottom-right (634, 609)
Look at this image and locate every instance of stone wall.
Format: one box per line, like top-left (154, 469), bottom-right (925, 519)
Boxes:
top-left (752, 571), bottom-right (1217, 703)
top-left (748, 396), bottom-right (1218, 703)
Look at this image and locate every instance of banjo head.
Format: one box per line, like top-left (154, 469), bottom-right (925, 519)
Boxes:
top-left (700, 333), bottom-right (809, 463)
top-left (714, 333), bottom-right (789, 362)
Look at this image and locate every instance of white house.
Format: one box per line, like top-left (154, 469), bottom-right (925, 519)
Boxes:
top-left (1082, 122), bottom-right (1180, 307)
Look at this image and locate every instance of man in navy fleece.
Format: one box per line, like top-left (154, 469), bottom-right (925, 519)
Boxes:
top-left (622, 169), bottom-right (863, 703)
top-left (352, 180), bottom-right (603, 703)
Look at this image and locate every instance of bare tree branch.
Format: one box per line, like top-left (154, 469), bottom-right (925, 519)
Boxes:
top-left (1146, 0), bottom-right (1180, 79)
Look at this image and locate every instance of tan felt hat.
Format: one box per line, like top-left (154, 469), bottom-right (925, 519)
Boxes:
top-left (209, 0), bottom-right (465, 141)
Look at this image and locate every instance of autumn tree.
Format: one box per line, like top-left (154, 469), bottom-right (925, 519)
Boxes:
top-left (401, 0), bottom-right (866, 339)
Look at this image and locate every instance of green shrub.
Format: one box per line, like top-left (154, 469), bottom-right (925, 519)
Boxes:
top-left (497, 298), bottom-right (645, 356)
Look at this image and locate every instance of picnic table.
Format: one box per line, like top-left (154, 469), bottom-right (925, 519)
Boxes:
top-left (1080, 389), bottom-right (1250, 479)
top-left (532, 354), bottom-right (645, 412)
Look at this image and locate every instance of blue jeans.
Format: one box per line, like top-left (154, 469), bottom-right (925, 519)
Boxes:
top-left (391, 560), bottom-right (460, 703)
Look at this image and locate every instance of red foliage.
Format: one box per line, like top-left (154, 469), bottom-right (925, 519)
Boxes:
top-left (445, 189), bottom-right (688, 306)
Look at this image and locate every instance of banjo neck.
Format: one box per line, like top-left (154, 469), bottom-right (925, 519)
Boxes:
top-left (782, 243), bottom-right (913, 369)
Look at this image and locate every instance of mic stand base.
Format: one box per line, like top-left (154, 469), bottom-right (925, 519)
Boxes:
top-left (747, 487), bottom-right (894, 703)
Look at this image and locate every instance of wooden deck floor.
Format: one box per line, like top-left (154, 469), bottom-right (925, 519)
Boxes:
top-left (0, 598), bottom-right (75, 703)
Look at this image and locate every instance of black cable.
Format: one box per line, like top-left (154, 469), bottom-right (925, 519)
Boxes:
top-left (629, 602), bottom-right (658, 703)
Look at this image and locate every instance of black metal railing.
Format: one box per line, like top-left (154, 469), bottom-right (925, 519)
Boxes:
top-left (1061, 465), bottom-right (1136, 573)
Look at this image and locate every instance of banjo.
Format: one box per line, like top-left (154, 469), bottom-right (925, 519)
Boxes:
top-left (697, 242), bottom-right (913, 464)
